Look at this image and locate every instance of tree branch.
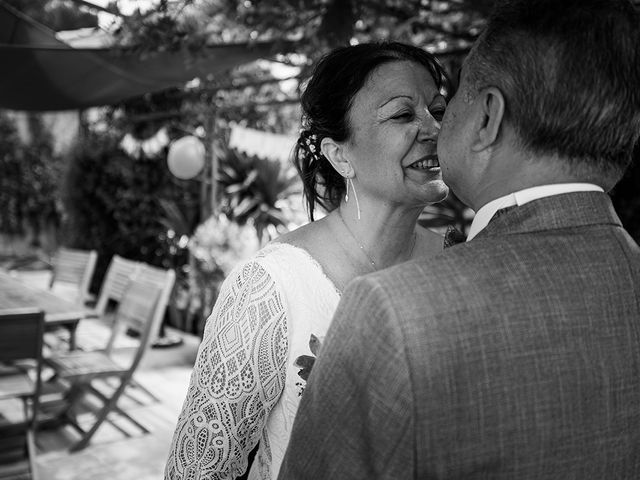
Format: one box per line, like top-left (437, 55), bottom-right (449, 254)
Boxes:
top-left (360, 0), bottom-right (418, 22)
top-left (124, 97), bottom-right (301, 124)
top-left (208, 73), bottom-right (303, 92)
top-left (418, 20), bottom-right (479, 42)
top-left (220, 98), bottom-right (300, 110)
top-left (447, 0), bottom-right (494, 17)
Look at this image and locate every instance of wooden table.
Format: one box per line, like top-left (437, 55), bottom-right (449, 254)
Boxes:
top-left (0, 271), bottom-right (91, 350)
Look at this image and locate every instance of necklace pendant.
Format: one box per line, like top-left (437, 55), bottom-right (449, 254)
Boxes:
top-left (359, 245), bottom-right (375, 267)
top-left (337, 210), bottom-right (377, 271)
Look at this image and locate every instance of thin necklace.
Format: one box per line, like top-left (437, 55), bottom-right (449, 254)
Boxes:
top-left (336, 210), bottom-right (417, 271)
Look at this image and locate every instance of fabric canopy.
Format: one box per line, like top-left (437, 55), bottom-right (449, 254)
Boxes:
top-left (229, 124), bottom-right (297, 163)
top-left (0, 3), bottom-right (289, 112)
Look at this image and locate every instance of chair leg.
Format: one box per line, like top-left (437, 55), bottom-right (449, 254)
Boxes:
top-left (53, 384), bottom-right (84, 421)
top-left (128, 378), bottom-right (161, 403)
top-left (86, 384), bottom-right (150, 434)
top-left (69, 378), bottom-right (132, 452)
top-left (101, 377), bottom-right (158, 405)
top-left (66, 324), bottom-right (79, 351)
top-left (39, 383), bottom-right (88, 433)
top-left (26, 428), bottom-right (38, 480)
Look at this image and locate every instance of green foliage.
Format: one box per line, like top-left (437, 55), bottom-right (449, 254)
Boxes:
top-left (0, 113), bottom-right (25, 235)
top-left (112, 0), bottom-right (485, 57)
top-left (0, 113), bottom-right (62, 242)
top-left (217, 147), bottom-right (302, 243)
top-left (184, 213), bottom-right (260, 334)
top-left (113, 1), bottom-right (212, 55)
top-left (62, 129), bottom-right (199, 291)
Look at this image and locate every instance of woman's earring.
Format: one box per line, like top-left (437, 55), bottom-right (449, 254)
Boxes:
top-left (345, 176), bottom-right (350, 203)
top-left (348, 178), bottom-right (361, 220)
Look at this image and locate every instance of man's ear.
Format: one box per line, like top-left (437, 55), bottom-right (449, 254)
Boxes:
top-left (321, 137), bottom-right (352, 177)
top-left (471, 86), bottom-right (505, 153)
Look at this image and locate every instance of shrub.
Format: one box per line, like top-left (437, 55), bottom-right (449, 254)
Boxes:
top-left (62, 130), bottom-right (199, 293)
top-left (182, 214), bottom-right (261, 335)
top-left (0, 113), bottom-right (63, 251)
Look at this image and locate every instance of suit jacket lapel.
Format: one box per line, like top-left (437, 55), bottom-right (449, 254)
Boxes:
top-left (474, 191), bottom-right (622, 241)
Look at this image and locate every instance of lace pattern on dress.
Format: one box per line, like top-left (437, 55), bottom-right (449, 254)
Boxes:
top-left (165, 258), bottom-right (289, 480)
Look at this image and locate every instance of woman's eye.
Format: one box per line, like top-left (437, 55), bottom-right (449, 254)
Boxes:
top-left (391, 111), bottom-right (413, 120)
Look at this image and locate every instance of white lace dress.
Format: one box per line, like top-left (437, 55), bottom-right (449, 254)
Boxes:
top-left (165, 243), bottom-right (341, 480)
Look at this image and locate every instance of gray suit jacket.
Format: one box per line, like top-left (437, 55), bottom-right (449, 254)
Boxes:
top-left (278, 192), bottom-right (640, 479)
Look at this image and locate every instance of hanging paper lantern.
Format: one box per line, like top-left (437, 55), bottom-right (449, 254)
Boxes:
top-left (167, 136), bottom-right (205, 179)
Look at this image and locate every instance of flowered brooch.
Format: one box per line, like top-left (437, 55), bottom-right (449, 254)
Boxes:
top-left (294, 333), bottom-right (323, 396)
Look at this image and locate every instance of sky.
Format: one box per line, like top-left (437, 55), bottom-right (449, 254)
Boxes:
top-left (82, 0), bottom-right (160, 28)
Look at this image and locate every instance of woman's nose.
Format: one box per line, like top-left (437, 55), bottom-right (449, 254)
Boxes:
top-left (417, 108), bottom-right (440, 141)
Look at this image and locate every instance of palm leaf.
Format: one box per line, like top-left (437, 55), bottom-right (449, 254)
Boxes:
top-left (158, 199), bottom-right (191, 236)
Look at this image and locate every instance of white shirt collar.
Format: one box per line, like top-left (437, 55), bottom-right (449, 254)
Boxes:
top-left (466, 183), bottom-right (605, 241)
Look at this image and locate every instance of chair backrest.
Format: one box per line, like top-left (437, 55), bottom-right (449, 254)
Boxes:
top-left (93, 259), bottom-right (176, 343)
top-left (93, 255), bottom-right (141, 316)
top-left (49, 247), bottom-right (98, 303)
top-left (136, 263), bottom-right (176, 341)
top-left (105, 279), bottom-right (163, 372)
top-left (0, 308), bottom-right (45, 427)
top-left (0, 308), bottom-right (44, 363)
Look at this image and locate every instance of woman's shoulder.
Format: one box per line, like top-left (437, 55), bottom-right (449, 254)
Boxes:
top-left (254, 240), bottom-right (314, 268)
top-left (238, 226), bottom-right (318, 268)
top-left (271, 218), bottom-right (326, 247)
top-left (225, 243), bottom-right (302, 287)
top-left (267, 219), bottom-right (334, 272)
top-left (266, 220), bottom-right (342, 296)
top-left (233, 224), bottom-right (333, 287)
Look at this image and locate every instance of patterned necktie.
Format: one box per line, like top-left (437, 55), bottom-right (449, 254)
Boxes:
top-left (443, 225), bottom-right (467, 249)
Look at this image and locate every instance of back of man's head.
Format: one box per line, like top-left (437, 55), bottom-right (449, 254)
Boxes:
top-left (468, 0), bottom-right (640, 189)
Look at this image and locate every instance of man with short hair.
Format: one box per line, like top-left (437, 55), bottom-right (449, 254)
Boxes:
top-left (278, 0), bottom-right (640, 478)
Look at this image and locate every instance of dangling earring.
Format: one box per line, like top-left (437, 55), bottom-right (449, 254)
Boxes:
top-left (345, 176), bottom-right (350, 202)
top-left (349, 178), bottom-right (361, 220)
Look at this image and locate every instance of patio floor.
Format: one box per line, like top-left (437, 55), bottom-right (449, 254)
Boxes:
top-left (36, 322), bottom-right (200, 480)
top-left (12, 271), bottom-right (201, 480)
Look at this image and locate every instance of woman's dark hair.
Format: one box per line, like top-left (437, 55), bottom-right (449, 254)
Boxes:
top-left (294, 42), bottom-right (449, 220)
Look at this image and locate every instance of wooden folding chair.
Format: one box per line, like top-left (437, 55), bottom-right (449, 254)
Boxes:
top-left (96, 261), bottom-right (176, 399)
top-left (121, 264), bottom-right (176, 400)
top-left (0, 308), bottom-right (45, 480)
top-left (46, 254), bottom-right (140, 350)
top-left (92, 255), bottom-right (141, 318)
top-left (52, 258), bottom-right (176, 403)
top-left (49, 247), bottom-right (98, 304)
top-left (44, 279), bottom-right (163, 452)
top-left (89, 257), bottom-right (175, 338)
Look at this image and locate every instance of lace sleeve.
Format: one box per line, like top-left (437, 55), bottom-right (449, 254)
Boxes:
top-left (165, 259), bottom-right (289, 480)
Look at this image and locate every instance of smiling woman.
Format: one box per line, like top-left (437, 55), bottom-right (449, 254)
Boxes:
top-left (164, 42), bottom-right (452, 480)
top-left (335, 60), bottom-right (449, 205)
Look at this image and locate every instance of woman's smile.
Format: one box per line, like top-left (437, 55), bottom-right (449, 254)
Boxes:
top-left (404, 155), bottom-right (443, 184)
